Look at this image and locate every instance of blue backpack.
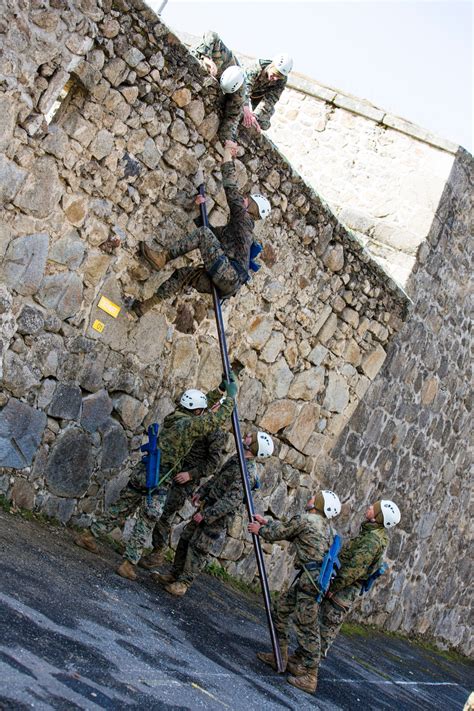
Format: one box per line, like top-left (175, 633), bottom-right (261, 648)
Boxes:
top-left (249, 242), bottom-right (263, 273)
top-left (141, 423), bottom-right (161, 505)
top-left (316, 533), bottom-right (343, 602)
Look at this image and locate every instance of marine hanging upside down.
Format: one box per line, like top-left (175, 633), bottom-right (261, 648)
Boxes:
top-left (131, 144), bottom-right (271, 315)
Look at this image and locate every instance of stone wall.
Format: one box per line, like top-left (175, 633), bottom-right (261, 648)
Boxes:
top-left (0, 0), bottom-right (407, 583)
top-left (328, 147), bottom-right (473, 657)
top-left (267, 74), bottom-right (457, 286)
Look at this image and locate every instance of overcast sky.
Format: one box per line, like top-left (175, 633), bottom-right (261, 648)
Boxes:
top-left (148, 0), bottom-right (472, 152)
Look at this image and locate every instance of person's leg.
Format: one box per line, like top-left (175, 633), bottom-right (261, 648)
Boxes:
top-left (117, 496), bottom-right (163, 580)
top-left (166, 520), bottom-right (223, 595)
top-left (140, 484), bottom-right (189, 569)
top-left (287, 583), bottom-right (321, 694)
top-left (256, 584), bottom-right (296, 670)
top-left (319, 598), bottom-right (350, 658)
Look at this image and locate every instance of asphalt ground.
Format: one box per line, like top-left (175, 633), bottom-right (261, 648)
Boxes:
top-left (0, 510), bottom-right (472, 710)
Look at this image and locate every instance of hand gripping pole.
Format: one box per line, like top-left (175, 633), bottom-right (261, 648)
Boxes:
top-left (196, 174), bottom-right (284, 673)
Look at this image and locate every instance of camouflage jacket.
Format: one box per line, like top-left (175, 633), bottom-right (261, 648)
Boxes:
top-left (194, 30), bottom-right (245, 142)
top-left (244, 59), bottom-right (287, 130)
top-left (158, 387), bottom-right (233, 477)
top-left (128, 388), bottom-right (230, 493)
top-left (198, 454), bottom-right (257, 525)
top-left (259, 511), bottom-right (333, 569)
top-left (214, 160), bottom-right (255, 270)
top-left (330, 521), bottom-right (388, 606)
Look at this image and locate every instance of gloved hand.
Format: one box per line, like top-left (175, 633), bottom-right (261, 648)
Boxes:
top-left (224, 370), bottom-right (238, 399)
top-left (219, 372), bottom-right (227, 392)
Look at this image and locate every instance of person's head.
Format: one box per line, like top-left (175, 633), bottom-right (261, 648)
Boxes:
top-left (179, 389), bottom-right (208, 416)
top-left (243, 193), bottom-right (271, 221)
top-left (366, 500), bottom-right (401, 529)
top-left (220, 65), bottom-right (245, 94)
top-left (243, 431), bottom-right (274, 459)
top-left (306, 490), bottom-right (341, 519)
top-left (267, 53), bottom-right (293, 81)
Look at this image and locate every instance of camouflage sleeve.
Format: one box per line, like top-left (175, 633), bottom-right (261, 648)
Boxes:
top-left (221, 160), bottom-right (247, 223)
top-left (253, 80), bottom-right (286, 130)
top-left (182, 396), bottom-right (234, 442)
top-left (259, 514), bottom-right (306, 543)
top-left (244, 62), bottom-right (262, 106)
top-left (219, 86), bottom-right (245, 142)
top-left (206, 387), bottom-right (225, 407)
top-left (203, 477), bottom-right (242, 524)
top-left (189, 429), bottom-right (226, 483)
top-left (194, 30), bottom-right (219, 60)
top-left (331, 536), bottom-right (384, 593)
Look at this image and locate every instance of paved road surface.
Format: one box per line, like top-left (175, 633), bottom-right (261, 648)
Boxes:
top-left (0, 511), bottom-right (471, 710)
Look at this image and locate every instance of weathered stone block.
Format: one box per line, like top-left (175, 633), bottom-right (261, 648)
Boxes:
top-left (13, 157), bottom-right (62, 218)
top-left (49, 233), bottom-right (85, 269)
top-left (259, 400), bottom-right (298, 434)
top-left (261, 332), bottom-right (285, 363)
top-left (36, 272), bottom-right (83, 319)
top-left (323, 372), bottom-right (350, 413)
top-left (90, 129), bottom-right (114, 160)
top-left (288, 367), bottom-right (325, 401)
top-left (0, 155), bottom-right (27, 205)
top-left (81, 389), bottom-right (113, 432)
top-left (11, 479), bottom-right (35, 510)
top-left (45, 428), bottom-right (94, 497)
top-left (2, 233), bottom-right (49, 296)
top-left (246, 315), bottom-right (274, 350)
top-left (113, 394), bottom-right (147, 430)
top-left (17, 306), bottom-right (45, 335)
top-left (48, 383), bottom-right (82, 420)
top-left (0, 398), bottom-right (47, 468)
top-left (360, 345), bottom-right (387, 379)
top-left (284, 403), bottom-right (319, 452)
top-left (2, 351), bottom-right (41, 397)
top-left (100, 419), bottom-right (129, 470)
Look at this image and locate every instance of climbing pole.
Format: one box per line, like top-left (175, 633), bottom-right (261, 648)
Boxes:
top-left (196, 172), bottom-right (284, 673)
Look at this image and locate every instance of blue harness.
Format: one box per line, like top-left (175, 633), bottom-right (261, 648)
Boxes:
top-left (359, 562), bottom-right (388, 595)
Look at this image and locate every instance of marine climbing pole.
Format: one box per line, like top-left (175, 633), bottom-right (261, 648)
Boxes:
top-left (196, 171), bottom-right (284, 673)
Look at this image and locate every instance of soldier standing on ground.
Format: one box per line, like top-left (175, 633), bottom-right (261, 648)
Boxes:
top-left (249, 490), bottom-right (341, 695)
top-left (152, 431), bottom-right (274, 597)
top-left (319, 499), bottom-right (401, 658)
top-left (74, 377), bottom-right (238, 580)
top-left (131, 143), bottom-right (271, 314)
top-left (242, 54), bottom-right (293, 132)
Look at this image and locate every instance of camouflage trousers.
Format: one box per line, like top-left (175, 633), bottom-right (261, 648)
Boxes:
top-left (272, 576), bottom-right (322, 670)
top-left (319, 597), bottom-right (351, 657)
top-left (194, 30), bottom-right (234, 73)
top-left (154, 227), bottom-right (241, 300)
top-left (151, 481), bottom-right (194, 550)
top-left (171, 517), bottom-right (225, 586)
top-left (91, 487), bottom-right (163, 565)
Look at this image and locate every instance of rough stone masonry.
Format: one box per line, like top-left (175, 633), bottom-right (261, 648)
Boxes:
top-left (0, 0), bottom-right (470, 655)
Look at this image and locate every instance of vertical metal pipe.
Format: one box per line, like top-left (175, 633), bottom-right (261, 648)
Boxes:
top-left (198, 184), bottom-right (284, 673)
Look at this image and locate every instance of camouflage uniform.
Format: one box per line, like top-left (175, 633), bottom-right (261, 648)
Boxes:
top-left (151, 428), bottom-right (227, 551)
top-left (171, 454), bottom-right (258, 586)
top-left (152, 160), bottom-right (254, 300)
top-left (244, 59), bottom-right (288, 130)
top-left (319, 521), bottom-right (388, 656)
top-left (259, 512), bottom-right (333, 670)
top-left (90, 388), bottom-right (234, 565)
top-left (194, 30), bottom-right (246, 142)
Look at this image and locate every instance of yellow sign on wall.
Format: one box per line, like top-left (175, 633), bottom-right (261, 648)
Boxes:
top-left (97, 296), bottom-right (121, 318)
top-left (92, 319), bottom-right (105, 333)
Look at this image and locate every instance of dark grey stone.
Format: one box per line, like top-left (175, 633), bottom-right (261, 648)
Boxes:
top-left (100, 419), bottom-right (129, 469)
top-left (36, 272), bottom-right (83, 320)
top-left (48, 383), bottom-right (82, 420)
top-left (0, 398), bottom-right (47, 468)
top-left (17, 305), bottom-right (45, 335)
top-left (80, 390), bottom-right (113, 433)
top-left (41, 494), bottom-right (76, 523)
top-left (45, 428), bottom-right (94, 497)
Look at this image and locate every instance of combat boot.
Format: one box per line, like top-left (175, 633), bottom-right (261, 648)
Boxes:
top-left (164, 581), bottom-right (189, 597)
top-left (74, 530), bottom-right (99, 554)
top-left (287, 668), bottom-right (318, 695)
top-left (286, 655), bottom-right (306, 677)
top-left (139, 548), bottom-right (165, 569)
top-left (256, 644), bottom-right (288, 671)
top-left (150, 571), bottom-right (176, 585)
top-left (116, 560), bottom-right (137, 581)
top-left (140, 242), bottom-right (170, 270)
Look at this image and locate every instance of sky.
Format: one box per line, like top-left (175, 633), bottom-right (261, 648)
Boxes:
top-left (148, 0), bottom-right (473, 152)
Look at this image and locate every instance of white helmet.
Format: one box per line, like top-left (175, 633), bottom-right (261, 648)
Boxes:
top-left (378, 500), bottom-right (401, 528)
top-left (321, 490), bottom-right (341, 519)
top-left (180, 389), bottom-right (208, 410)
top-left (220, 65), bottom-right (245, 94)
top-left (272, 53), bottom-right (293, 77)
top-left (250, 193), bottom-right (271, 219)
top-left (256, 431), bottom-right (274, 458)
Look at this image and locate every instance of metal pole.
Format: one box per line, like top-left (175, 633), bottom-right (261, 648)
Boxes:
top-left (197, 182), bottom-right (284, 673)
top-left (156, 0), bottom-right (169, 15)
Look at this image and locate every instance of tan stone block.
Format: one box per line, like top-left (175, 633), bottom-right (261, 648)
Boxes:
top-left (344, 338), bottom-right (362, 366)
top-left (318, 313), bottom-right (338, 344)
top-left (259, 399), bottom-right (299, 434)
top-left (285, 402), bottom-right (319, 452)
top-left (62, 194), bottom-right (88, 226)
top-left (172, 88), bottom-right (192, 107)
top-left (288, 367), bottom-right (325, 401)
top-left (421, 377), bottom-right (439, 405)
top-left (360, 345), bottom-right (387, 379)
top-left (11, 478), bottom-right (35, 510)
top-left (246, 314), bottom-right (274, 350)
